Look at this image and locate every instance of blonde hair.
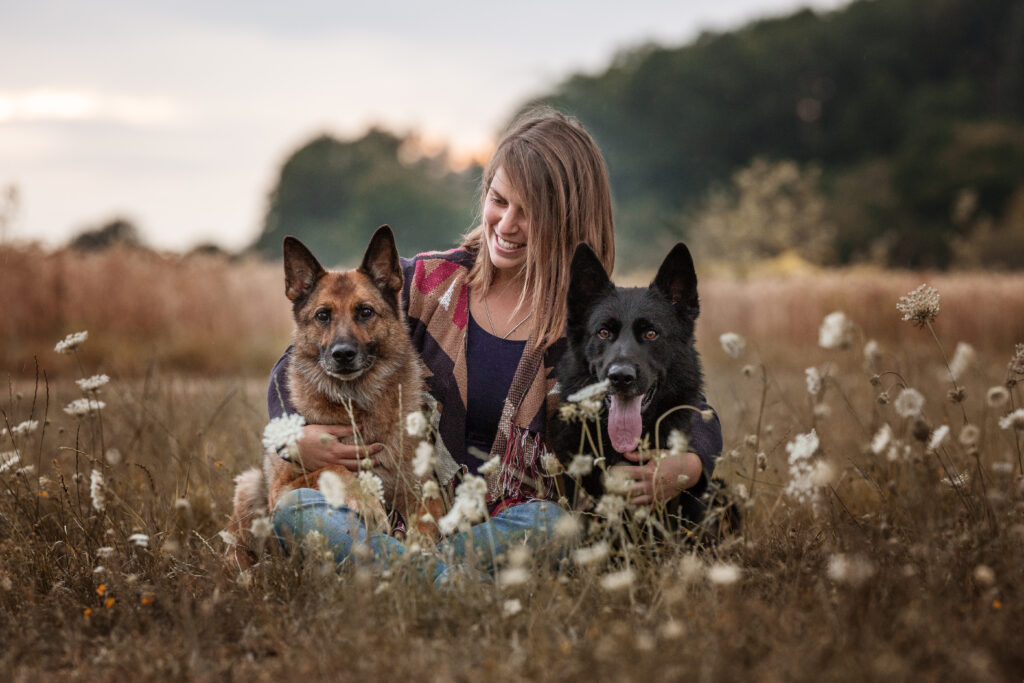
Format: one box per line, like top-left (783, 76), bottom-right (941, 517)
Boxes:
top-left (461, 107), bottom-right (615, 349)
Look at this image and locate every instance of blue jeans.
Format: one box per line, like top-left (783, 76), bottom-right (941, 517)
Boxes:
top-left (272, 488), bottom-right (569, 583)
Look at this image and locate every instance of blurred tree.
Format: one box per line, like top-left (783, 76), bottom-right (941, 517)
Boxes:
top-left (0, 184), bottom-right (18, 243)
top-left (253, 129), bottom-right (478, 265)
top-left (70, 217), bottom-right (143, 252)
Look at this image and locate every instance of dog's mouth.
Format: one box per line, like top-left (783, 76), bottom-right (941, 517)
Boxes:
top-left (604, 383), bottom-right (657, 453)
top-left (320, 357), bottom-right (373, 382)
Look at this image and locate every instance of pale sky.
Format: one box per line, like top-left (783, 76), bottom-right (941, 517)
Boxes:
top-left (0, 0), bottom-right (849, 251)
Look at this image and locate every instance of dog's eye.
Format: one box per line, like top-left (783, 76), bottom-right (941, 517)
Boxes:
top-left (597, 328), bottom-right (611, 340)
top-left (644, 329), bottom-right (658, 341)
top-left (357, 306), bottom-right (375, 320)
top-left (314, 309), bottom-right (331, 324)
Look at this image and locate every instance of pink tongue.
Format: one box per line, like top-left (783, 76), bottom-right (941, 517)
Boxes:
top-left (607, 395), bottom-right (643, 453)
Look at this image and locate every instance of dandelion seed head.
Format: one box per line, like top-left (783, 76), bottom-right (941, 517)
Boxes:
top-left (405, 411), bottom-right (428, 437)
top-left (595, 494), bottom-right (626, 522)
top-left (541, 453), bottom-right (562, 474)
top-left (250, 516), bottom-right (273, 540)
top-left (219, 530), bottom-right (238, 546)
top-left (90, 469), bottom-right (105, 512)
top-left (438, 474), bottom-right (488, 534)
top-left (578, 398), bottom-right (602, 419)
top-left (573, 541), bottom-right (610, 567)
top-left (413, 440), bottom-right (435, 478)
top-left (64, 398), bottom-right (105, 417)
top-left (742, 364), bottom-right (756, 378)
top-left (864, 340), bottom-right (882, 371)
top-left (318, 470), bottom-right (349, 508)
top-left (54, 330), bottom-right (88, 354)
top-left (567, 454), bottom-right (593, 478)
top-left (818, 311), bottom-right (854, 350)
top-left (893, 388), bottom-right (925, 418)
top-left (973, 564), bottom-right (995, 587)
top-left (707, 563), bottom-right (742, 586)
top-left (603, 468), bottom-right (633, 496)
top-left (104, 448), bottom-right (122, 465)
top-left (75, 374), bottom-right (110, 392)
top-left (553, 513), bottom-right (581, 539)
top-left (507, 544), bottom-right (531, 569)
top-left (421, 480), bottom-right (440, 499)
top-left (928, 425), bottom-right (950, 452)
top-left (357, 471), bottom-right (385, 505)
top-left (503, 598), bottom-right (523, 617)
top-left (558, 403), bottom-right (580, 422)
top-left (998, 409), bottom-right (1024, 432)
top-left (719, 332), bottom-right (747, 359)
top-left (947, 342), bottom-right (975, 382)
top-left (128, 533), bottom-right (149, 548)
top-left (827, 554), bottom-right (875, 586)
top-left (261, 414), bottom-right (306, 454)
top-left (599, 568), bottom-right (635, 592)
top-left (896, 283), bottom-right (940, 327)
top-left (959, 424), bottom-right (980, 448)
top-left (497, 566), bottom-right (530, 588)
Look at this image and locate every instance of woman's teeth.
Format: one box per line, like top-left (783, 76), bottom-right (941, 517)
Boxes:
top-left (497, 236), bottom-right (524, 250)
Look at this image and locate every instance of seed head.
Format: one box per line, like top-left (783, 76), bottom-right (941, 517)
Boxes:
top-left (986, 386), bottom-right (1010, 408)
top-left (76, 374), bottom-right (110, 392)
top-left (405, 411), bottom-right (428, 437)
top-left (896, 283), bottom-right (940, 327)
top-left (998, 409), bottom-right (1024, 432)
top-left (262, 414), bottom-right (306, 454)
top-left (54, 331), bottom-right (88, 354)
top-left (818, 311), bottom-right (854, 350)
top-left (719, 332), bottom-right (747, 359)
top-left (893, 388), bottom-right (925, 418)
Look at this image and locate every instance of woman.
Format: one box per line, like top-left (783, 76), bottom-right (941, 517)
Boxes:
top-left (267, 108), bottom-right (722, 581)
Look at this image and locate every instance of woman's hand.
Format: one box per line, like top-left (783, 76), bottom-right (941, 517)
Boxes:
top-left (292, 424), bottom-right (385, 472)
top-left (609, 450), bottom-right (703, 505)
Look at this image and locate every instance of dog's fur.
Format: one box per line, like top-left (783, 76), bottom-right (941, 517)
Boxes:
top-left (550, 242), bottom-right (710, 524)
top-left (227, 226), bottom-right (441, 567)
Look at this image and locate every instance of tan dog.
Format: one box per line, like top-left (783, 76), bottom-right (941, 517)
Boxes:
top-left (227, 226), bottom-right (442, 567)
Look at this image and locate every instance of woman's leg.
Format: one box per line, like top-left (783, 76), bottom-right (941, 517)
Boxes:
top-left (438, 500), bottom-right (572, 574)
top-left (272, 487), bottom-right (412, 569)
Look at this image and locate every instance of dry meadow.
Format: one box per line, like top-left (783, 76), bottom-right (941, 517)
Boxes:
top-left (2, 245), bottom-right (1023, 681)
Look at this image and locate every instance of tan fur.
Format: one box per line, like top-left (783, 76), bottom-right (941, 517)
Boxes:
top-left (226, 227), bottom-right (444, 569)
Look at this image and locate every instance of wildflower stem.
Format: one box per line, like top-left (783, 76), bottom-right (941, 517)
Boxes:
top-left (750, 364), bottom-right (769, 498)
top-left (924, 321), bottom-right (968, 425)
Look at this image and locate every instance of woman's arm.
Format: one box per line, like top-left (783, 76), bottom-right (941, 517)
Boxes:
top-left (267, 349), bottom-right (385, 471)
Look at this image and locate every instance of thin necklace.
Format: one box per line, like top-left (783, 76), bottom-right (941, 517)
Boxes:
top-left (482, 292), bottom-right (532, 340)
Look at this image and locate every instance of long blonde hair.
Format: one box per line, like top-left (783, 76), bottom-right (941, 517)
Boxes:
top-left (461, 107), bottom-right (615, 349)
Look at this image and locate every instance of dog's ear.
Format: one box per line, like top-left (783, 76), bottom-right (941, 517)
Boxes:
top-left (650, 242), bottom-right (699, 319)
top-left (567, 243), bottom-right (613, 330)
top-left (283, 236), bottom-right (325, 304)
top-left (359, 225), bottom-right (403, 312)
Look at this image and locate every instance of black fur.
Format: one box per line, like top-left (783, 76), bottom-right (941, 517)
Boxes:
top-left (552, 242), bottom-right (708, 524)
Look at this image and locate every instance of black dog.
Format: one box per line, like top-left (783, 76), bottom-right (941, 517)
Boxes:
top-left (551, 242), bottom-right (712, 526)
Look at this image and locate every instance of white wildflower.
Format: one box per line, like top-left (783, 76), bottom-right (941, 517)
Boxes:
top-left (893, 388), bottom-right (925, 418)
top-left (567, 454), bottom-right (593, 478)
top-left (96, 546), bottom-right (115, 558)
top-left (679, 554), bottom-right (705, 583)
top-left (991, 461), bottom-right (1014, 475)
top-left (578, 398), bottom-right (602, 419)
top-left (54, 330), bottom-right (88, 354)
top-left (128, 533), bottom-right (149, 548)
top-left (104, 448), bottom-right (122, 465)
top-left (478, 455), bottom-right (501, 477)
top-left (250, 516), bottom-right (273, 540)
top-left (973, 564), bottom-right (995, 587)
top-left (947, 342), bottom-right (975, 382)
top-left (553, 513), bottom-right (581, 539)
top-left (64, 398), bottom-right (105, 417)
top-left (827, 554), bottom-right (875, 586)
top-left (218, 530), bottom-right (238, 546)
top-left (541, 453), bottom-right (562, 474)
top-left (421, 480), bottom-right (440, 499)
top-left (573, 541), bottom-right (610, 567)
top-left (959, 424), bottom-right (980, 448)
top-left (719, 332), bottom-right (747, 359)
top-left (497, 567), bottom-right (530, 588)
top-left (986, 386), bottom-right (1010, 408)
top-left (784, 429), bottom-right (820, 504)
top-left (896, 283), bottom-right (940, 327)
top-left (438, 474), bottom-right (488, 535)
top-left (261, 414), bottom-right (306, 454)
top-left (75, 374), bottom-right (110, 392)
top-left (318, 470), bottom-right (349, 508)
top-left (707, 563), bottom-right (742, 586)
top-left (872, 423), bottom-right (897, 456)
top-left (595, 494), bottom-right (626, 522)
top-left (863, 339), bottom-right (882, 370)
top-left (667, 429), bottom-right (689, 456)
top-left (15, 464), bottom-right (35, 476)
top-left (818, 311), bottom-right (853, 350)
top-left (502, 598), bottom-right (523, 617)
top-left (998, 409), bottom-right (1024, 432)
top-left (805, 366), bottom-right (823, 396)
top-left (413, 440), bottom-right (435, 478)
top-left (599, 568), bottom-right (635, 592)
top-left (90, 469), bottom-right (105, 512)
top-left (357, 471), bottom-right (385, 505)
top-left (603, 468), bottom-right (633, 496)
top-left (10, 420), bottom-right (39, 436)
top-left (93, 566), bottom-right (105, 574)
top-left (566, 379), bottom-right (610, 404)
top-left (405, 411), bottom-right (428, 437)
top-left (558, 402), bottom-right (580, 422)
top-left (941, 471), bottom-right (970, 488)
top-left (927, 425), bottom-right (950, 452)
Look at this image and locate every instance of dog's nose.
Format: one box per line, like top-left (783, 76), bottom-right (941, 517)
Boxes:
top-left (331, 343), bottom-right (358, 365)
top-left (606, 363), bottom-right (636, 388)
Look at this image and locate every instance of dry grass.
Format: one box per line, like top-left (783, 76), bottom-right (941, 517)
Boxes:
top-left (2, 275), bottom-right (1023, 680)
top-left (4, 244), bottom-right (1023, 377)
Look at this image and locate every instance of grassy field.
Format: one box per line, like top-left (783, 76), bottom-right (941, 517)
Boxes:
top-left (2, 246), bottom-right (1023, 680)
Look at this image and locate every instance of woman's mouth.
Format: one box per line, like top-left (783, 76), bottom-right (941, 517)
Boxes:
top-left (495, 234), bottom-right (526, 253)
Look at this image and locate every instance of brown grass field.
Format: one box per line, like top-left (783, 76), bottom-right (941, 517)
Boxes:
top-left (2, 245), bottom-right (1023, 681)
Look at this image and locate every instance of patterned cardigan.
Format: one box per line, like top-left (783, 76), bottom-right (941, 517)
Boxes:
top-left (269, 246), bottom-right (723, 509)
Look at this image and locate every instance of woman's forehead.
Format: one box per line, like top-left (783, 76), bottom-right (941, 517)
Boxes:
top-left (489, 166), bottom-right (523, 199)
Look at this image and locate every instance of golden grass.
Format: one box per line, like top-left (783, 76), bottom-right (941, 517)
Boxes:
top-left (1, 292), bottom-right (1022, 679)
top-left (3, 244), bottom-right (1023, 377)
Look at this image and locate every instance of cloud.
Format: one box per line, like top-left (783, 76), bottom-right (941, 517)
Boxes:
top-left (0, 89), bottom-right (184, 126)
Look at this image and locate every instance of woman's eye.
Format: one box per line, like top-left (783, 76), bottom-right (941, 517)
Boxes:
top-left (644, 329), bottom-right (658, 341)
top-left (358, 306), bottom-right (375, 320)
top-left (314, 309), bottom-right (331, 324)
top-left (598, 328), bottom-right (611, 340)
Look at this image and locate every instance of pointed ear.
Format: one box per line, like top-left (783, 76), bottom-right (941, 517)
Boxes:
top-left (650, 242), bottom-right (699, 318)
top-left (283, 236), bottom-right (325, 303)
top-left (567, 243), bottom-right (613, 330)
top-left (358, 225), bottom-right (403, 311)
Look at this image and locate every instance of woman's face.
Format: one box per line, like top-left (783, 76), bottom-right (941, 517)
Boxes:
top-left (483, 166), bottom-right (531, 279)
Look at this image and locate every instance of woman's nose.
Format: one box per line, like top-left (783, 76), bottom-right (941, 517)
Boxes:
top-left (497, 206), bottom-right (522, 232)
